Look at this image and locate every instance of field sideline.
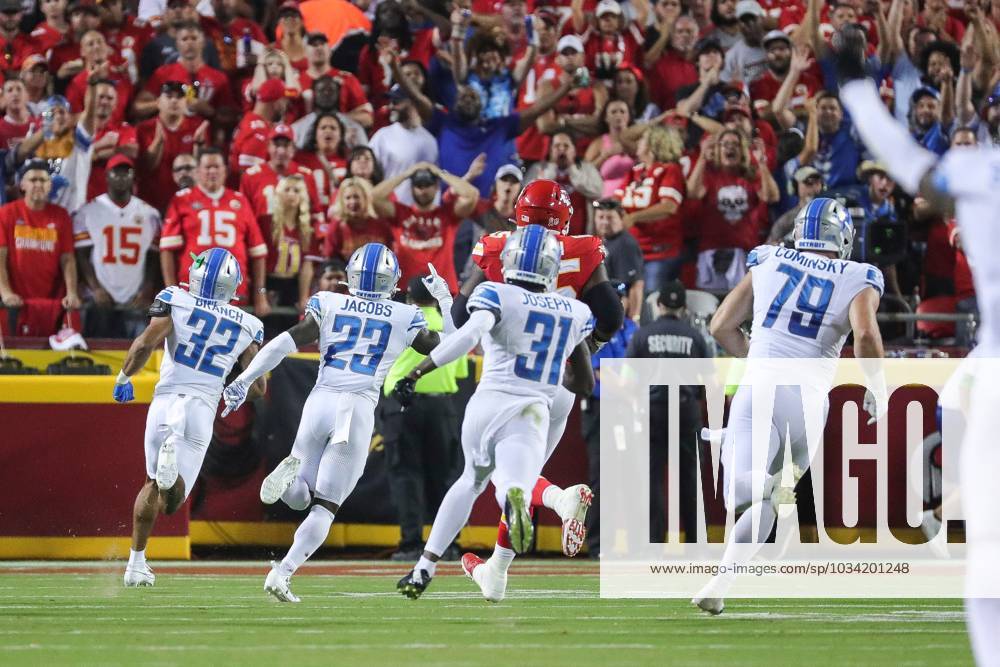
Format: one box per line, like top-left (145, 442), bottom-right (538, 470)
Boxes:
top-left (0, 561), bottom-right (972, 666)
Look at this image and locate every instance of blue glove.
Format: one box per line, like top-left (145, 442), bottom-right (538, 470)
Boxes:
top-left (113, 380), bottom-right (134, 403)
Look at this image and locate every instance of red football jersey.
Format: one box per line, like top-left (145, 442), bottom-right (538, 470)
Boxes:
top-left (0, 115), bottom-right (39, 150)
top-left (580, 24), bottom-right (644, 80)
top-left (66, 67), bottom-right (134, 125)
top-left (0, 200), bottom-right (74, 299)
top-left (86, 122), bottom-right (139, 203)
top-left (28, 21), bottom-right (64, 56)
top-left (259, 214), bottom-right (323, 278)
top-left (472, 231), bottom-right (606, 298)
top-left (388, 194), bottom-right (462, 292)
top-left (515, 53), bottom-right (561, 162)
top-left (322, 215), bottom-right (394, 261)
top-left (0, 33), bottom-right (40, 72)
top-left (136, 115), bottom-right (205, 212)
top-left (299, 67), bottom-right (370, 115)
top-left (293, 150), bottom-right (347, 212)
top-left (145, 63), bottom-right (235, 119)
top-left (200, 16), bottom-right (267, 75)
top-left (160, 186), bottom-right (267, 297)
top-left (616, 162), bottom-right (686, 261)
top-left (239, 161), bottom-right (324, 226)
top-left (749, 69), bottom-right (820, 114)
top-left (229, 111), bottom-right (271, 174)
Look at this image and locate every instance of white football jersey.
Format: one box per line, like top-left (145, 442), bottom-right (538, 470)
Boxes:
top-left (305, 291), bottom-right (427, 401)
top-left (73, 195), bottom-right (161, 304)
top-left (746, 245), bottom-right (884, 359)
top-left (154, 286), bottom-right (265, 402)
top-left (468, 281), bottom-right (594, 403)
top-left (929, 146), bottom-right (1000, 354)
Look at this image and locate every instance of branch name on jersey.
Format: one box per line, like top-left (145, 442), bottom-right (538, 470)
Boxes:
top-left (746, 244), bottom-right (883, 360)
top-left (154, 286), bottom-right (265, 403)
top-left (471, 231), bottom-right (605, 298)
top-left (305, 291), bottom-right (427, 402)
top-left (468, 281), bottom-right (593, 403)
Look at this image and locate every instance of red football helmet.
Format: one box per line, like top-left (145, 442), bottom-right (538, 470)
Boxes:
top-left (514, 179), bottom-right (573, 234)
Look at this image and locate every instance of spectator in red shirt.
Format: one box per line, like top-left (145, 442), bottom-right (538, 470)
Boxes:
top-left (50, 0), bottom-right (102, 84)
top-left (526, 132), bottom-right (604, 236)
top-left (134, 21), bottom-right (235, 126)
top-left (370, 162), bottom-right (480, 291)
top-left (31, 0), bottom-right (70, 57)
top-left (137, 80), bottom-right (210, 212)
top-left (298, 31), bottom-right (373, 129)
top-left (84, 79), bottom-right (140, 203)
top-left (643, 13), bottom-right (699, 112)
top-left (610, 63), bottom-right (660, 120)
top-left (65, 30), bottom-right (134, 125)
top-left (0, 0), bottom-right (37, 73)
top-left (239, 123), bottom-right (323, 228)
top-left (345, 145), bottom-right (384, 184)
top-left (295, 111), bottom-right (348, 213)
top-left (96, 0), bottom-right (154, 80)
top-left (0, 160), bottom-right (81, 333)
top-left (159, 146), bottom-right (270, 315)
top-left (323, 176), bottom-right (393, 260)
top-left (240, 47), bottom-right (302, 117)
top-left (616, 125), bottom-right (687, 290)
top-left (275, 1), bottom-right (308, 69)
top-left (200, 0), bottom-right (267, 78)
top-left (918, 0), bottom-right (965, 43)
top-left (261, 173), bottom-right (322, 312)
top-left (751, 31), bottom-right (821, 123)
top-left (575, 0), bottom-right (647, 84)
top-left (0, 78), bottom-right (39, 150)
top-left (686, 128), bottom-right (779, 290)
top-left (229, 78), bottom-right (291, 174)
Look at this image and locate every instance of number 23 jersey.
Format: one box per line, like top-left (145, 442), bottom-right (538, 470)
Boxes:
top-left (747, 245), bottom-right (883, 359)
top-left (306, 291), bottom-right (427, 401)
top-left (154, 286), bottom-right (265, 402)
top-left (469, 281), bottom-right (593, 403)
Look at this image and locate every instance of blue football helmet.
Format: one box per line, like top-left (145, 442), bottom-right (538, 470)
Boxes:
top-left (501, 224), bottom-right (562, 289)
top-left (188, 247), bottom-right (242, 302)
top-left (793, 197), bottom-right (855, 260)
top-left (346, 243), bottom-right (401, 300)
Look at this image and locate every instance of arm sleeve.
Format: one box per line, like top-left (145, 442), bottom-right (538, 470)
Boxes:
top-left (428, 309), bottom-right (495, 368)
top-left (451, 292), bottom-right (470, 328)
top-left (580, 280), bottom-right (624, 339)
top-left (233, 330), bottom-right (298, 386)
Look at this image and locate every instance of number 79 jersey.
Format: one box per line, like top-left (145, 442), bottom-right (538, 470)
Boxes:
top-left (469, 281), bottom-right (594, 404)
top-left (306, 291), bottom-right (427, 401)
top-left (154, 286), bottom-right (265, 402)
top-left (747, 245), bottom-right (884, 359)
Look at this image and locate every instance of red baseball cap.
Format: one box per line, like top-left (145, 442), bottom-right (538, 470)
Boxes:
top-left (257, 78), bottom-right (287, 103)
top-left (107, 154), bottom-right (135, 170)
top-left (269, 123), bottom-right (294, 142)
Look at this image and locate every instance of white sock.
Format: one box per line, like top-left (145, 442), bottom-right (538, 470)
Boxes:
top-left (415, 556), bottom-right (437, 579)
top-left (279, 505), bottom-right (334, 576)
top-left (424, 471), bottom-right (481, 557)
top-left (282, 477), bottom-right (311, 510)
top-left (541, 484), bottom-right (563, 512)
top-left (488, 544), bottom-right (515, 574)
top-left (128, 549), bottom-right (146, 568)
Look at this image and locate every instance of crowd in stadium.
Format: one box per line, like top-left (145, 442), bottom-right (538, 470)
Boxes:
top-left (0, 0), bottom-right (996, 340)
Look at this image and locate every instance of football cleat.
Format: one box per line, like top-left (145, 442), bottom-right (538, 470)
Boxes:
top-left (462, 553), bottom-right (507, 603)
top-left (260, 455), bottom-right (302, 505)
top-left (554, 484), bottom-right (593, 557)
top-left (691, 594), bottom-right (725, 615)
top-left (397, 568), bottom-right (432, 599)
top-left (264, 561), bottom-right (300, 603)
top-left (504, 487), bottom-right (534, 555)
top-left (123, 563), bottom-right (155, 587)
top-left (155, 442), bottom-right (179, 491)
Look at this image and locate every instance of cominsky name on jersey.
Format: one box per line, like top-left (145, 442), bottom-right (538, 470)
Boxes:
top-left (772, 246), bottom-right (849, 274)
top-left (521, 291), bottom-right (575, 313)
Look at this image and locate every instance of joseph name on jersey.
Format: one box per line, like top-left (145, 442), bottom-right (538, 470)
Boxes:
top-left (747, 244), bottom-right (884, 359)
top-left (305, 291), bottom-right (427, 401)
top-left (468, 281), bottom-right (593, 403)
top-left (154, 286), bottom-right (265, 403)
top-left (472, 231), bottom-right (605, 298)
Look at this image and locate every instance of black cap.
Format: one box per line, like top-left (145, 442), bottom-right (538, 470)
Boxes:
top-left (695, 37), bottom-right (723, 57)
top-left (657, 279), bottom-right (686, 309)
top-left (387, 84), bottom-right (408, 102)
top-left (411, 168), bottom-right (438, 187)
top-left (305, 31), bottom-right (328, 45)
top-left (160, 80), bottom-right (187, 95)
top-left (593, 197), bottom-right (623, 211)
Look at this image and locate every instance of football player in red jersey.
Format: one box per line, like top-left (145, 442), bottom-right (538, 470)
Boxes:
top-left (159, 147), bottom-right (270, 316)
top-left (450, 179), bottom-right (623, 600)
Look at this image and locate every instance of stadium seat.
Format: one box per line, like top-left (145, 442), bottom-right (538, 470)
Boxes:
top-left (915, 296), bottom-right (958, 339)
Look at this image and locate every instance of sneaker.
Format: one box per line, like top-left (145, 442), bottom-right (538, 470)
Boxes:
top-left (260, 456), bottom-right (301, 505)
top-left (462, 553), bottom-right (506, 603)
top-left (123, 563), bottom-right (155, 587)
top-left (504, 487), bottom-right (533, 555)
top-left (554, 484), bottom-right (593, 557)
top-left (264, 561), bottom-right (300, 603)
top-left (155, 442), bottom-right (178, 491)
top-left (397, 568), bottom-right (432, 599)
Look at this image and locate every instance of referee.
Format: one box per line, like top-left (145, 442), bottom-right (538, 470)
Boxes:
top-left (382, 277), bottom-right (467, 561)
top-left (626, 279), bottom-right (709, 543)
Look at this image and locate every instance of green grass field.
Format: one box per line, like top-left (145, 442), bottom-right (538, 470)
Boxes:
top-left (0, 561), bottom-right (973, 666)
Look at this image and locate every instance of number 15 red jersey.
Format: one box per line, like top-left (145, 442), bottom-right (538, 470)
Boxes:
top-left (472, 230), bottom-right (606, 298)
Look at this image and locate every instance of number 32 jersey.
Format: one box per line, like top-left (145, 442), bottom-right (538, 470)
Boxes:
top-left (306, 291), bottom-right (427, 401)
top-left (469, 281), bottom-right (593, 404)
top-left (154, 286), bottom-right (265, 402)
top-left (747, 245), bottom-right (883, 359)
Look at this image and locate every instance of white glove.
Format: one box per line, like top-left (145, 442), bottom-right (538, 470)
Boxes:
top-left (222, 378), bottom-right (249, 417)
top-left (421, 263), bottom-right (452, 306)
top-left (863, 388), bottom-right (888, 425)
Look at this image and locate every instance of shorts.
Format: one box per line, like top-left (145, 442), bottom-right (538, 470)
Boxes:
top-left (290, 388), bottom-right (376, 505)
top-left (144, 393), bottom-right (216, 500)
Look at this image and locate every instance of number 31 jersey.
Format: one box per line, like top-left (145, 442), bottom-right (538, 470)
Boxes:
top-left (306, 291), bottom-right (427, 402)
top-left (154, 286), bottom-right (265, 402)
top-left (747, 245), bottom-right (883, 359)
top-left (469, 281), bottom-right (593, 404)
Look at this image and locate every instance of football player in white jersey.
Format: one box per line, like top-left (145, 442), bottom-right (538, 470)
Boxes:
top-left (834, 25), bottom-right (1000, 665)
top-left (221, 243), bottom-right (448, 603)
top-left (113, 247), bottom-right (266, 588)
top-left (395, 225), bottom-right (596, 602)
top-left (693, 197), bottom-right (886, 614)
